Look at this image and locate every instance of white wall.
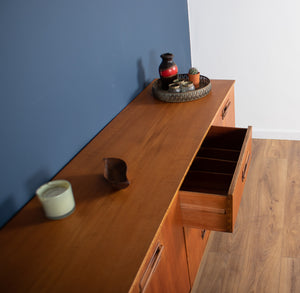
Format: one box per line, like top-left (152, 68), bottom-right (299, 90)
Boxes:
top-left (188, 0), bottom-right (300, 140)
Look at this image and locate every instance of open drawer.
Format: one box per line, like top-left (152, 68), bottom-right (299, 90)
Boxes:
top-left (179, 126), bottom-right (252, 232)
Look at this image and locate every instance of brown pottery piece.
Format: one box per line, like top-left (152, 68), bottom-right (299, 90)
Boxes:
top-left (103, 158), bottom-right (130, 189)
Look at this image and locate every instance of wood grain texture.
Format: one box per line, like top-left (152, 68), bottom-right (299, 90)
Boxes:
top-left (282, 141), bottom-right (300, 258)
top-left (0, 80), bottom-right (235, 293)
top-left (279, 258), bottom-right (300, 293)
top-left (193, 139), bottom-right (300, 293)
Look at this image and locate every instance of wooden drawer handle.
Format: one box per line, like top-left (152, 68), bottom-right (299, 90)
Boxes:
top-left (242, 152), bottom-right (250, 182)
top-left (222, 100), bottom-right (231, 120)
top-left (139, 243), bottom-right (164, 293)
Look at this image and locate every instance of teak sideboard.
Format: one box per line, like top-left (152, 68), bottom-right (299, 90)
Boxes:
top-left (0, 80), bottom-right (252, 293)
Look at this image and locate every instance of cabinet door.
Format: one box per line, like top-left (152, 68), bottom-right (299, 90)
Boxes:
top-left (131, 196), bottom-right (190, 293)
top-left (184, 227), bottom-right (210, 287)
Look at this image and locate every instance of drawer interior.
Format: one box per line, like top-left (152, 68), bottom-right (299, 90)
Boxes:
top-left (181, 126), bottom-right (247, 196)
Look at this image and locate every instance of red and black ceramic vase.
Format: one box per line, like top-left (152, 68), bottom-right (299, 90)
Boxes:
top-left (159, 53), bottom-right (178, 90)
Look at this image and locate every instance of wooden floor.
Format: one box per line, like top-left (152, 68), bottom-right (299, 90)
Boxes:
top-left (192, 139), bottom-right (300, 293)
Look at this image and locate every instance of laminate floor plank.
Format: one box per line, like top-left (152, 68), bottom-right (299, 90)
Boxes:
top-left (193, 252), bottom-right (229, 293)
top-left (282, 141), bottom-right (300, 258)
top-left (279, 257), bottom-right (300, 293)
top-left (262, 139), bottom-right (292, 159)
top-left (192, 139), bottom-right (299, 293)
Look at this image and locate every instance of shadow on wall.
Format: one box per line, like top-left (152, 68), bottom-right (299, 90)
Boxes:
top-left (129, 58), bottom-right (147, 102)
top-left (131, 50), bottom-right (158, 102)
top-left (26, 169), bottom-right (51, 198)
top-left (0, 196), bottom-right (18, 229)
top-left (0, 169), bottom-right (50, 229)
top-left (137, 58), bottom-right (146, 90)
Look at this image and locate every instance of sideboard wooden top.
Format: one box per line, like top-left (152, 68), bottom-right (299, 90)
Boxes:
top-left (0, 80), bottom-right (235, 293)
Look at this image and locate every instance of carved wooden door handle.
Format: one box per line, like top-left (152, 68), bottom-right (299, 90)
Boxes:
top-left (242, 152), bottom-right (250, 182)
top-left (139, 243), bottom-right (164, 293)
top-left (222, 100), bottom-right (231, 120)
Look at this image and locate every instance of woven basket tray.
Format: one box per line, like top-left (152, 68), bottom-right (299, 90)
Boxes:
top-left (152, 74), bottom-right (211, 103)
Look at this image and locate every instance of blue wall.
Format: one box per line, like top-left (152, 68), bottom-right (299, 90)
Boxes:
top-left (0, 0), bottom-right (191, 228)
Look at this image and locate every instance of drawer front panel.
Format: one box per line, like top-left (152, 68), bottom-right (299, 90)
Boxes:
top-left (179, 126), bottom-right (252, 232)
top-left (180, 191), bottom-right (228, 231)
top-left (213, 87), bottom-right (235, 127)
top-left (181, 207), bottom-right (228, 231)
top-left (228, 128), bottom-right (252, 231)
